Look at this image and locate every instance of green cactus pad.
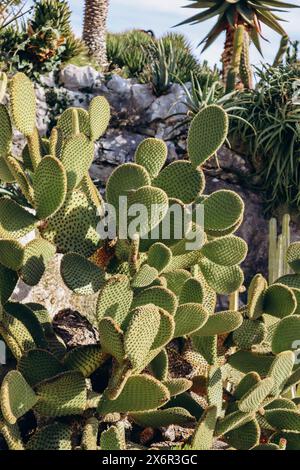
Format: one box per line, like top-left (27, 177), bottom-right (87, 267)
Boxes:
top-left (124, 305), bottom-right (161, 369)
top-left (195, 310), bottom-right (243, 337)
top-left (131, 407), bottom-right (195, 428)
top-left (173, 303), bottom-right (208, 337)
top-left (199, 258), bottom-right (244, 295)
top-left (89, 95), bottom-right (111, 141)
top-left (286, 242), bottom-right (300, 273)
top-left (41, 189), bottom-right (101, 257)
top-left (135, 138), bottom-right (167, 179)
top-left (160, 269), bottom-right (191, 296)
top-left (0, 371), bottom-right (37, 424)
top-left (153, 160), bottom-right (205, 204)
top-left (18, 349), bottom-right (66, 387)
top-left (0, 310), bottom-right (36, 360)
top-left (0, 156), bottom-right (15, 183)
top-left (33, 156), bottom-right (67, 219)
top-left (150, 349), bottom-right (169, 381)
top-left (228, 351), bottom-right (274, 376)
top-left (263, 283), bottom-right (296, 318)
top-left (98, 317), bottom-right (125, 363)
top-left (283, 365), bottom-right (300, 392)
top-left (238, 377), bottom-right (274, 413)
top-left (20, 238), bottom-right (56, 286)
top-left (81, 417), bottom-right (99, 450)
top-left (34, 371), bottom-right (87, 417)
top-left (6, 155), bottom-right (34, 203)
top-left (272, 315), bottom-right (300, 354)
top-left (148, 243), bottom-right (172, 273)
top-left (96, 275), bottom-right (133, 326)
top-left (163, 378), bottom-right (192, 397)
top-left (57, 108), bottom-right (90, 140)
top-left (187, 105), bottom-right (228, 168)
top-left (207, 366), bottom-right (223, 415)
top-left (179, 278), bottom-right (204, 305)
top-left (215, 410), bottom-right (254, 437)
top-left (131, 264), bottom-right (158, 288)
top-left (97, 374), bottom-right (170, 414)
top-left (0, 198), bottom-right (37, 239)
top-left (131, 286), bottom-right (177, 316)
top-left (265, 409), bottom-right (300, 432)
top-left (151, 308), bottom-right (175, 351)
top-left (0, 239), bottom-right (24, 270)
top-left (190, 406), bottom-right (218, 450)
top-left (106, 163), bottom-right (151, 210)
top-left (63, 345), bottom-right (105, 377)
top-left (268, 351), bottom-right (295, 396)
top-left (61, 134), bottom-right (94, 190)
top-left (128, 186), bottom-right (169, 237)
top-left (26, 423), bottom-right (72, 450)
top-left (0, 421), bottom-right (24, 450)
top-left (201, 235), bottom-right (247, 266)
top-left (247, 274), bottom-right (267, 320)
top-left (203, 190), bottom-right (244, 236)
top-left (234, 372), bottom-right (261, 399)
top-left (0, 104), bottom-right (12, 157)
top-left (10, 73), bottom-right (36, 136)
top-left (225, 419), bottom-right (260, 450)
top-left (271, 432), bottom-right (300, 450)
top-left (61, 253), bottom-right (105, 295)
top-left (233, 319), bottom-right (267, 349)
top-left (100, 423), bottom-right (126, 450)
top-left (252, 443), bottom-right (281, 450)
top-left (191, 334), bottom-right (217, 366)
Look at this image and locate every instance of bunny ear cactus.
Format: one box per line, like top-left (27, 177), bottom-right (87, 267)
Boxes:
top-left (1, 74), bottom-right (300, 451)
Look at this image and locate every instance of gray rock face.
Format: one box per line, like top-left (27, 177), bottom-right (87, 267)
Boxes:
top-left (59, 64), bottom-right (102, 90)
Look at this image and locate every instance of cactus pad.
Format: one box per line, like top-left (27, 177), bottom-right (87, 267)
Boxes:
top-left (201, 235), bottom-right (247, 266)
top-left (40, 189), bottom-right (101, 257)
top-left (174, 303), bottom-right (208, 337)
top-left (97, 374), bottom-right (170, 414)
top-left (26, 423), bottom-right (72, 450)
top-left (272, 315), bottom-right (300, 354)
top-left (61, 253), bottom-right (105, 295)
top-left (21, 238), bottom-right (56, 286)
top-left (148, 242), bottom-right (172, 273)
top-left (124, 305), bottom-right (161, 369)
top-left (33, 156), bottom-right (67, 219)
top-left (63, 345), bottom-right (105, 377)
top-left (98, 317), bottom-right (125, 363)
top-left (0, 198), bottom-right (37, 239)
top-left (0, 371), bottom-right (37, 424)
top-left (61, 134), bottom-right (94, 190)
top-left (96, 275), bottom-right (133, 326)
top-left (195, 310), bottom-right (242, 337)
top-left (18, 349), bottom-right (66, 387)
top-left (199, 258), bottom-right (244, 294)
top-left (0, 239), bottom-right (24, 270)
top-left (233, 319), bottom-right (267, 349)
top-left (203, 190), bottom-right (244, 236)
top-left (131, 286), bottom-right (177, 316)
top-left (190, 406), bottom-right (218, 450)
top-left (10, 73), bottom-right (36, 136)
top-left (34, 371), bottom-right (87, 417)
top-left (0, 104), bottom-right (12, 157)
top-left (263, 283), bottom-right (296, 318)
top-left (187, 105), bottom-right (228, 168)
top-left (135, 138), bottom-right (167, 179)
top-left (89, 95), bottom-right (110, 141)
top-left (131, 407), bottom-right (195, 427)
top-left (153, 160), bottom-right (205, 204)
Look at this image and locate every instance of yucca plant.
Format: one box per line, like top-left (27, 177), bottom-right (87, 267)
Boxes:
top-left (177, 0), bottom-right (299, 91)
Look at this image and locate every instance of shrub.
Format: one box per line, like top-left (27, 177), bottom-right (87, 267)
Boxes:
top-left (0, 0), bottom-right (85, 79)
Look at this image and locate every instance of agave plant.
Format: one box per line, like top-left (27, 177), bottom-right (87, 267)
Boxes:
top-left (177, 0), bottom-right (299, 91)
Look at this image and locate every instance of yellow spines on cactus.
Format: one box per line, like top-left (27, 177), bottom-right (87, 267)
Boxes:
top-left (10, 73), bottom-right (36, 137)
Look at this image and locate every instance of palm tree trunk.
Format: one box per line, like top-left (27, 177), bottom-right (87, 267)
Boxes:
top-left (83, 0), bottom-right (109, 67)
top-left (221, 26), bottom-right (235, 85)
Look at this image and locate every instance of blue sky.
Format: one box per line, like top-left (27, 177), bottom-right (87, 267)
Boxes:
top-left (31, 0), bottom-right (300, 67)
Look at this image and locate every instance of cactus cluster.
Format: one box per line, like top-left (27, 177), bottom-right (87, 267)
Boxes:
top-left (0, 72), bottom-right (300, 450)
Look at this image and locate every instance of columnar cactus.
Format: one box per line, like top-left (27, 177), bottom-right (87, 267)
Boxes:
top-left (0, 73), bottom-right (300, 451)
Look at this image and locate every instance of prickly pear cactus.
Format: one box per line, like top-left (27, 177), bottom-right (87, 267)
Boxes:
top-left (0, 73), bottom-right (299, 451)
